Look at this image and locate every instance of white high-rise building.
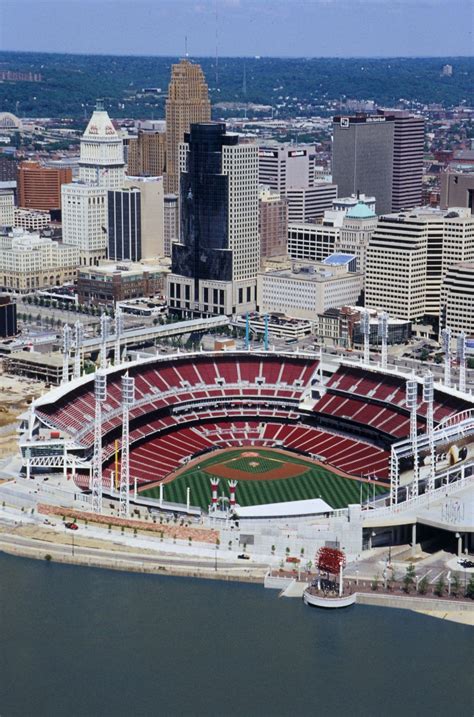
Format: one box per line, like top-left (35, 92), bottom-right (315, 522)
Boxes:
top-left (0, 190), bottom-right (15, 228)
top-left (365, 207), bottom-right (474, 321)
top-left (79, 100), bottom-right (125, 189)
top-left (124, 176), bottom-right (164, 259)
top-left (440, 262), bottom-right (474, 335)
top-left (0, 228), bottom-right (79, 292)
top-left (335, 202), bottom-right (378, 274)
top-left (61, 183), bottom-right (107, 266)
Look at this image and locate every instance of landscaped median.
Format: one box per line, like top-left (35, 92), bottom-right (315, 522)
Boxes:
top-left (36, 504), bottom-right (219, 544)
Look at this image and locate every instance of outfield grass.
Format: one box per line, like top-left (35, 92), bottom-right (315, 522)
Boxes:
top-left (140, 448), bottom-right (387, 511)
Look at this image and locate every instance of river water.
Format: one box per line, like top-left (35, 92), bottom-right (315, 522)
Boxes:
top-left (0, 554), bottom-right (472, 717)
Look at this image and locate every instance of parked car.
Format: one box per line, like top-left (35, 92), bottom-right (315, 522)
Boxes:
top-left (65, 522), bottom-right (78, 531)
top-left (237, 553), bottom-right (250, 560)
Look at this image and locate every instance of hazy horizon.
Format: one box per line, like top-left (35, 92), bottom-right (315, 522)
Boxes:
top-left (0, 0), bottom-right (472, 58)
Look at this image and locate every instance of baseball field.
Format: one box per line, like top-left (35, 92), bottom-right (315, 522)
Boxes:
top-left (140, 447), bottom-right (388, 511)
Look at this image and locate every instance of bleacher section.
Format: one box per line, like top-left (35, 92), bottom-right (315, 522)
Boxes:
top-left (312, 364), bottom-right (470, 439)
top-left (36, 353), bottom-right (317, 446)
top-left (96, 417), bottom-right (390, 490)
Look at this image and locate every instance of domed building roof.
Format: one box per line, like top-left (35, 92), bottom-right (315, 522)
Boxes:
top-left (346, 202), bottom-right (376, 219)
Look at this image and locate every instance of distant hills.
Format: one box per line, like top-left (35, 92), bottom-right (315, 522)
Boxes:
top-left (0, 51), bottom-right (472, 120)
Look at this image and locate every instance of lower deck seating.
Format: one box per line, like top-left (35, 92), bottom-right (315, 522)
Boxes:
top-left (82, 415), bottom-right (390, 493)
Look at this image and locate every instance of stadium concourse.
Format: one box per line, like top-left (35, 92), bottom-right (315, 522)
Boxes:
top-left (22, 350), bottom-right (472, 510)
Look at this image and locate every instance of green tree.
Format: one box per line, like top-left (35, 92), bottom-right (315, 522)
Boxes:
top-left (403, 563), bottom-right (416, 593)
top-left (417, 576), bottom-right (429, 595)
top-left (371, 574), bottom-right (379, 591)
top-left (465, 575), bottom-right (474, 600)
top-left (434, 575), bottom-right (445, 597)
top-left (451, 574), bottom-right (461, 597)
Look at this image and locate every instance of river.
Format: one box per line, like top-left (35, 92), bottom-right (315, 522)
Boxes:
top-left (0, 554), bottom-right (472, 716)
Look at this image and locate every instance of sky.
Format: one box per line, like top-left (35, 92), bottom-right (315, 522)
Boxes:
top-left (0, 0), bottom-right (472, 58)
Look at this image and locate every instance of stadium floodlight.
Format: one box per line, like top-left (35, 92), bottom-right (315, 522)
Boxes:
top-left (100, 313), bottom-right (111, 369)
top-left (423, 372), bottom-right (435, 493)
top-left (114, 306), bottom-right (124, 365)
top-left (441, 327), bottom-right (451, 388)
top-left (457, 332), bottom-right (466, 393)
top-left (378, 312), bottom-right (389, 370)
top-left (406, 376), bottom-right (419, 498)
top-left (91, 369), bottom-right (107, 514)
top-left (73, 321), bottom-right (84, 379)
top-left (361, 309), bottom-right (370, 365)
top-left (61, 324), bottom-right (73, 384)
top-left (120, 374), bottom-right (135, 517)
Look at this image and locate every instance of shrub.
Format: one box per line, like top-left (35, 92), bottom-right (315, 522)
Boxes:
top-left (417, 576), bottom-right (428, 595)
top-left (371, 574), bottom-right (379, 591)
top-left (403, 563), bottom-right (416, 593)
top-left (434, 576), bottom-right (445, 597)
top-left (44, 554), bottom-right (52, 561)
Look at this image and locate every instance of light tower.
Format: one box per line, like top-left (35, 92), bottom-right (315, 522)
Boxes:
top-left (264, 314), bottom-right (269, 351)
top-left (406, 375), bottom-right (419, 498)
top-left (114, 307), bottom-right (124, 365)
top-left (378, 312), bottom-right (388, 370)
top-left (423, 372), bottom-right (436, 493)
top-left (91, 370), bottom-right (107, 514)
top-left (457, 332), bottom-right (466, 393)
top-left (73, 321), bottom-right (84, 380)
top-left (100, 313), bottom-right (111, 370)
top-left (61, 324), bottom-right (73, 384)
top-left (119, 374), bottom-right (135, 518)
top-left (441, 327), bottom-right (451, 388)
top-left (361, 309), bottom-right (370, 365)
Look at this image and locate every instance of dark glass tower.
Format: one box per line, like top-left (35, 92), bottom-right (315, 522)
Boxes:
top-left (172, 123), bottom-right (238, 302)
top-left (107, 188), bottom-right (141, 262)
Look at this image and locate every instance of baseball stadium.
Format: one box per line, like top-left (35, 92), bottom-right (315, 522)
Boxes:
top-left (19, 349), bottom-right (474, 530)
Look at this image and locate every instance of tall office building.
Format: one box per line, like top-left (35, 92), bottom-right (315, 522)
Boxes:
top-left (440, 170), bottom-right (474, 212)
top-left (0, 189), bottom-right (15, 227)
top-left (124, 176), bottom-right (164, 259)
top-left (259, 187), bottom-right (288, 258)
top-left (164, 194), bottom-right (179, 257)
top-left (165, 60), bottom-right (211, 194)
top-left (333, 112), bottom-right (424, 214)
top-left (108, 187), bottom-right (141, 262)
top-left (79, 100), bottom-right (125, 189)
top-left (440, 263), bottom-right (474, 335)
top-left (258, 144), bottom-right (316, 194)
top-left (379, 110), bottom-right (425, 211)
top-left (127, 130), bottom-right (166, 177)
top-left (18, 160), bottom-right (72, 210)
top-left (332, 114), bottom-right (395, 214)
top-left (62, 183), bottom-right (108, 266)
top-left (258, 143), bottom-right (335, 222)
top-left (168, 123), bottom-right (259, 316)
top-left (365, 207), bottom-right (474, 321)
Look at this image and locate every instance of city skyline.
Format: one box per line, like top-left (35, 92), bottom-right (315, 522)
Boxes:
top-left (0, 0), bottom-right (472, 58)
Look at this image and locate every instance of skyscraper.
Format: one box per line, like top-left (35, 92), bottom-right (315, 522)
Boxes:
top-left (259, 187), bottom-right (288, 259)
top-left (79, 100), bottom-right (125, 189)
top-left (168, 123), bottom-right (259, 316)
top-left (380, 110), bottom-right (425, 211)
top-left (165, 60), bottom-right (211, 194)
top-left (332, 114), bottom-right (395, 214)
top-left (18, 160), bottom-right (72, 210)
top-left (62, 183), bottom-right (108, 266)
top-left (127, 129), bottom-right (166, 177)
top-left (107, 187), bottom-right (141, 262)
